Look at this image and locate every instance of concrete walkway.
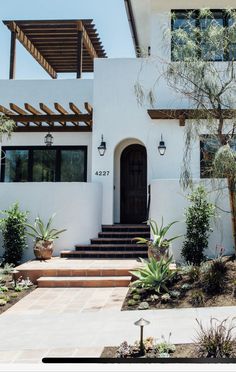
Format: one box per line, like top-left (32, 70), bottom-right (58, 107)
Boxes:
top-left (0, 287), bottom-right (236, 363)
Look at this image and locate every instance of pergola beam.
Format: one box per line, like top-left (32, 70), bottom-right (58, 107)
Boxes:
top-left (147, 109), bottom-right (236, 126)
top-left (6, 21), bottom-right (57, 79)
top-left (7, 113), bottom-right (91, 123)
top-left (77, 21), bottom-right (98, 59)
top-left (13, 125), bottom-right (91, 132)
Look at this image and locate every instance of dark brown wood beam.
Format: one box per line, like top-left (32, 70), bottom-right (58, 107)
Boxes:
top-left (9, 113), bottom-right (92, 123)
top-left (14, 125), bottom-right (92, 132)
top-left (148, 109), bottom-right (236, 126)
top-left (9, 31), bottom-right (16, 79)
top-left (77, 29), bottom-right (83, 79)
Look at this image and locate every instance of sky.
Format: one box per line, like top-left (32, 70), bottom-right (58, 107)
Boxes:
top-left (0, 0), bottom-right (135, 79)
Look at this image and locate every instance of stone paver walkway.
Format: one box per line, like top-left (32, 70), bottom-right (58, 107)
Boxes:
top-left (0, 287), bottom-right (235, 363)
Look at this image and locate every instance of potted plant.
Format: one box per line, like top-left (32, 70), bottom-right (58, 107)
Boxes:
top-left (134, 218), bottom-right (181, 261)
top-left (25, 214), bottom-right (66, 260)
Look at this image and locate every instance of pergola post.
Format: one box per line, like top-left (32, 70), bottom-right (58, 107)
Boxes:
top-left (77, 29), bottom-right (83, 79)
top-left (9, 31), bottom-right (16, 79)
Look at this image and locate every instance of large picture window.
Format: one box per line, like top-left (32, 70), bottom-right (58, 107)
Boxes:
top-left (1, 146), bottom-right (87, 182)
top-left (200, 136), bottom-right (236, 178)
top-left (171, 9), bottom-right (236, 61)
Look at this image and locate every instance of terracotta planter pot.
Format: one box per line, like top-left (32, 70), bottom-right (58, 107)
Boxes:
top-left (34, 240), bottom-right (54, 260)
top-left (147, 242), bottom-right (169, 261)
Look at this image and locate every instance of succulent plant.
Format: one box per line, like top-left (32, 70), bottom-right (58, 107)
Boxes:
top-left (138, 301), bottom-right (149, 310)
top-left (0, 299), bottom-right (7, 306)
top-left (127, 299), bottom-right (137, 306)
top-left (161, 293), bottom-right (171, 303)
top-left (169, 290), bottom-right (181, 299)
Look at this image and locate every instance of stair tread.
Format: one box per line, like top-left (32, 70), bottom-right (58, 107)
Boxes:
top-left (102, 224), bottom-right (149, 228)
top-left (75, 244), bottom-right (146, 248)
top-left (99, 232), bottom-right (149, 235)
top-left (61, 250), bottom-right (147, 254)
top-left (37, 276), bottom-right (131, 281)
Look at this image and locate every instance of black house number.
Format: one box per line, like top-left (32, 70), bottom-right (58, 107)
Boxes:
top-left (95, 171), bottom-right (110, 176)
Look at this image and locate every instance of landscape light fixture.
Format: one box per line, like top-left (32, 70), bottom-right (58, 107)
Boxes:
top-left (97, 134), bottom-right (106, 156)
top-left (12, 269), bottom-right (19, 287)
top-left (44, 132), bottom-right (54, 146)
top-left (134, 318), bottom-right (150, 356)
top-left (158, 134), bottom-right (166, 156)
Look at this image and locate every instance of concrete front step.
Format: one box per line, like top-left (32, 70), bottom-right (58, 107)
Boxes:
top-left (61, 250), bottom-right (147, 258)
top-left (91, 238), bottom-right (139, 244)
top-left (102, 224), bottom-right (150, 232)
top-left (75, 244), bottom-right (146, 251)
top-left (37, 276), bottom-right (132, 288)
top-left (98, 231), bottom-right (150, 238)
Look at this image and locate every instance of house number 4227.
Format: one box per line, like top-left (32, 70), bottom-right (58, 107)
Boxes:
top-left (95, 171), bottom-right (110, 176)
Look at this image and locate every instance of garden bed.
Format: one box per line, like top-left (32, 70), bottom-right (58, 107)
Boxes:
top-left (122, 257), bottom-right (236, 311)
top-left (0, 273), bottom-right (36, 315)
top-left (101, 343), bottom-right (236, 358)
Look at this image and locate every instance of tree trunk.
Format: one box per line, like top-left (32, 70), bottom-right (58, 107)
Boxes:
top-left (227, 178), bottom-right (236, 253)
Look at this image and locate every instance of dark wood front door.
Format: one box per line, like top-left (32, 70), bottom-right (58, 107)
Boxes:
top-left (120, 144), bottom-right (147, 224)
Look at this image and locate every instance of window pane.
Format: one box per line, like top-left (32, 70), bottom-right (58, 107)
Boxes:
top-left (3, 149), bottom-right (28, 182)
top-left (200, 136), bottom-right (236, 178)
top-left (172, 12), bottom-right (196, 61)
top-left (200, 12), bottom-right (224, 61)
top-left (60, 149), bottom-right (86, 182)
top-left (32, 149), bottom-right (56, 182)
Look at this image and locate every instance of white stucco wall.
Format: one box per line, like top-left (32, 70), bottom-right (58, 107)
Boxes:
top-left (150, 179), bottom-right (234, 262)
top-left (0, 182), bottom-right (102, 261)
top-left (92, 58), bottom-right (200, 224)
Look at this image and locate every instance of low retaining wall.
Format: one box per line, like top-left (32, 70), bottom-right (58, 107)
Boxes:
top-left (0, 182), bottom-right (102, 261)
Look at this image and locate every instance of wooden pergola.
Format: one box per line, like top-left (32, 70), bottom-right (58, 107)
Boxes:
top-left (3, 19), bottom-right (107, 79)
top-left (0, 102), bottom-right (93, 132)
top-left (148, 109), bottom-right (236, 126)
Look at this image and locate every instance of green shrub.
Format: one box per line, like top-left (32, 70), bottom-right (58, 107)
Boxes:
top-left (190, 290), bottom-right (205, 307)
top-left (130, 257), bottom-right (176, 293)
top-left (195, 318), bottom-right (236, 358)
top-left (202, 258), bottom-right (227, 295)
top-left (182, 186), bottom-right (215, 265)
top-left (0, 203), bottom-right (28, 266)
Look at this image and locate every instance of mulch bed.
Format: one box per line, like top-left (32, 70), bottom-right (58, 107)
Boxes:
top-left (0, 274), bottom-right (36, 315)
top-left (101, 343), bottom-right (236, 358)
top-left (122, 258), bottom-right (236, 311)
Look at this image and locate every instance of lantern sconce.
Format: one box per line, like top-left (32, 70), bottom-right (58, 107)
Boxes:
top-left (158, 134), bottom-right (166, 156)
top-left (44, 132), bottom-right (54, 147)
top-left (97, 134), bottom-right (106, 156)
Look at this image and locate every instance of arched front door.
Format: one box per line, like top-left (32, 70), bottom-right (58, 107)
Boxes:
top-left (120, 144), bottom-right (147, 224)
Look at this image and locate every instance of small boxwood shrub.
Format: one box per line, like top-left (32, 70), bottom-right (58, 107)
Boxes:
top-left (0, 203), bottom-right (28, 266)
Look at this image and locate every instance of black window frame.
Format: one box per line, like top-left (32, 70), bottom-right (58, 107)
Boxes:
top-left (171, 9), bottom-right (235, 62)
top-left (1, 146), bottom-right (87, 183)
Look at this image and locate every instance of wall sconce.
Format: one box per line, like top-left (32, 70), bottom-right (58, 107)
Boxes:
top-left (44, 132), bottom-right (54, 146)
top-left (158, 134), bottom-right (166, 156)
top-left (97, 134), bottom-right (106, 156)
top-left (134, 318), bottom-right (150, 356)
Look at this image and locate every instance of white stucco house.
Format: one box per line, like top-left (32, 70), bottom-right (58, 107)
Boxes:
top-left (0, 0), bottom-right (234, 262)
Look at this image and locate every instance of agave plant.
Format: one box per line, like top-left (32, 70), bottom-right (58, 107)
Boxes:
top-left (130, 256), bottom-right (176, 293)
top-left (25, 214), bottom-right (66, 242)
top-left (135, 218), bottom-right (181, 248)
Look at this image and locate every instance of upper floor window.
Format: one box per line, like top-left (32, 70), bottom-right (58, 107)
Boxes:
top-left (1, 146), bottom-right (87, 183)
top-left (171, 9), bottom-right (236, 62)
top-left (200, 136), bottom-right (236, 178)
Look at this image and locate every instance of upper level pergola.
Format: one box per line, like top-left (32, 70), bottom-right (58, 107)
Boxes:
top-left (3, 19), bottom-right (107, 79)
